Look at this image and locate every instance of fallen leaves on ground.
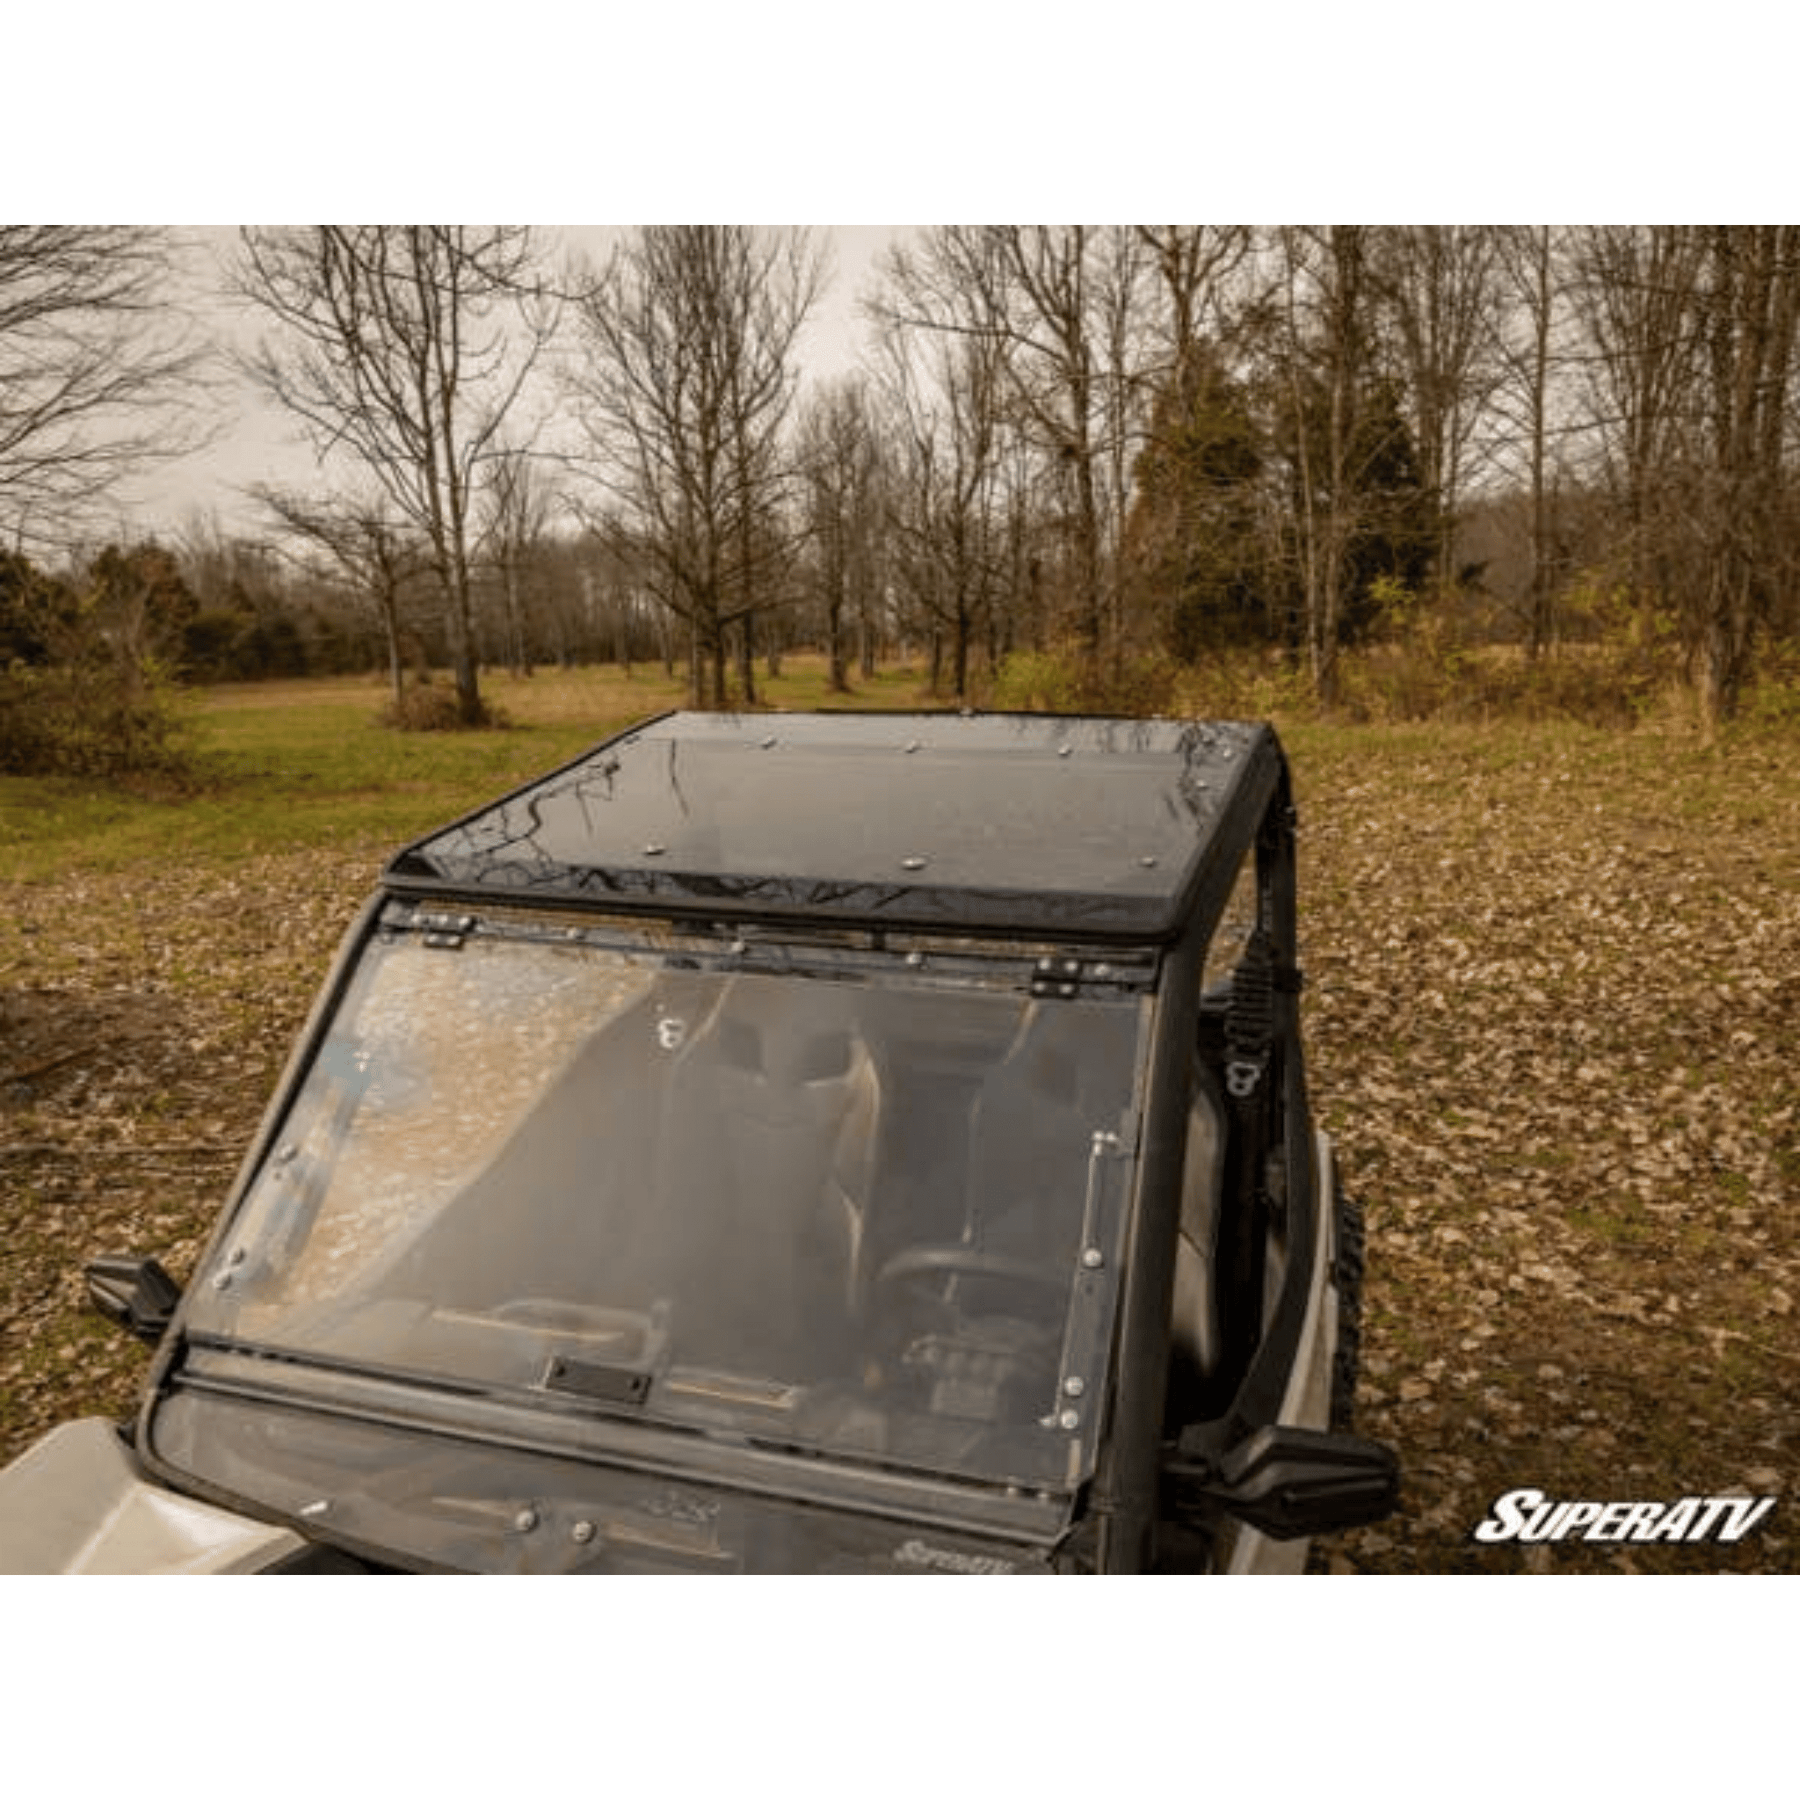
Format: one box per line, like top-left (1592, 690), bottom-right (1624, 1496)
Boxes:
top-left (2, 720), bottom-right (1795, 1572)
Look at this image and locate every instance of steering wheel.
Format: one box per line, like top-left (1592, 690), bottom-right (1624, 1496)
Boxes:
top-left (874, 1244), bottom-right (1070, 1300)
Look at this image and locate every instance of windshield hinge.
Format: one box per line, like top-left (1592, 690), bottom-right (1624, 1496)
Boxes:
top-left (1030, 952), bottom-right (1155, 999)
top-left (414, 911), bottom-right (474, 950)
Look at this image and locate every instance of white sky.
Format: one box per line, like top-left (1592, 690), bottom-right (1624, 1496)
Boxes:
top-left (128, 225), bottom-right (906, 535)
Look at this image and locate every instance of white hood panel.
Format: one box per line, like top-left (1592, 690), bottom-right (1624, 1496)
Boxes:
top-left (0, 1418), bottom-right (304, 1574)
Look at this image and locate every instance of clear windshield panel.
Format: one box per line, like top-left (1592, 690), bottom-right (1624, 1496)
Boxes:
top-left (186, 921), bottom-right (1148, 1493)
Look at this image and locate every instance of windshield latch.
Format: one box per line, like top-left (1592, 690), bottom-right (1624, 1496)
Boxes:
top-left (543, 1355), bottom-right (652, 1407)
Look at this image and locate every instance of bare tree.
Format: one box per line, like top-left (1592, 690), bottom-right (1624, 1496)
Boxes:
top-left (253, 484), bottom-right (432, 710)
top-left (1490, 226), bottom-right (1578, 657)
top-left (1269, 226), bottom-right (1368, 703)
top-left (1568, 225), bottom-right (1708, 636)
top-left (868, 306), bottom-right (1012, 701)
top-left (0, 226), bottom-right (207, 549)
top-left (872, 227), bottom-right (1147, 680)
top-left (1691, 226), bottom-right (1800, 722)
top-left (1371, 226), bottom-right (1506, 598)
top-left (1134, 226), bottom-right (1256, 387)
top-left (480, 442), bottom-right (556, 677)
top-left (1565, 224), bottom-right (1800, 720)
top-left (567, 226), bottom-right (824, 707)
top-left (795, 375), bottom-right (884, 693)
top-left (235, 227), bottom-right (557, 724)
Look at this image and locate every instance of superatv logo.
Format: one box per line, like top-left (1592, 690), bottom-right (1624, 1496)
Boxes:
top-left (1473, 1487), bottom-right (1775, 1545)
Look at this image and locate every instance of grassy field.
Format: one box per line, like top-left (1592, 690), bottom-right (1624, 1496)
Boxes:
top-left (1, 660), bottom-right (932, 879)
top-left (3, 659), bottom-right (1796, 1571)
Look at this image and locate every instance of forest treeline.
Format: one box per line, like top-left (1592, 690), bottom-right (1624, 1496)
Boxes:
top-left (5, 224), bottom-right (1800, 773)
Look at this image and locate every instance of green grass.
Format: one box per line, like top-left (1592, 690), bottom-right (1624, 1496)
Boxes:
top-left (0, 659), bottom-right (937, 881)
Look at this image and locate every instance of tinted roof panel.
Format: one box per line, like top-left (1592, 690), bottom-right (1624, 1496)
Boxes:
top-left (389, 711), bottom-right (1277, 938)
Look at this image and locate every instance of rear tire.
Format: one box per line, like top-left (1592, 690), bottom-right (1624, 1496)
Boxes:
top-left (1329, 1173), bottom-right (1366, 1435)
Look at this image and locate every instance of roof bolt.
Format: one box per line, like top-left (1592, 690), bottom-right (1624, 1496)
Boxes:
top-left (901, 855), bottom-right (927, 872)
top-left (903, 740), bottom-right (921, 754)
top-left (571, 1520), bottom-right (596, 1545)
top-left (1138, 855), bottom-right (1158, 869)
top-left (1057, 744), bottom-right (1073, 758)
top-left (1062, 1376), bottom-right (1086, 1398)
top-left (1059, 1409), bottom-right (1082, 1432)
top-left (513, 1507), bottom-right (539, 1534)
top-left (1037, 957), bottom-right (1055, 973)
top-left (760, 735), bottom-right (777, 750)
top-left (730, 938), bottom-right (748, 955)
top-left (643, 843), bottom-right (666, 857)
top-left (1082, 1247), bottom-right (1105, 1270)
top-left (1093, 963), bottom-right (1112, 979)
top-left (905, 950), bottom-right (925, 967)
top-left (211, 1270), bottom-right (233, 1292)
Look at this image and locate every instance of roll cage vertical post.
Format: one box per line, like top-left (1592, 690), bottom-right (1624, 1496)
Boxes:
top-left (1090, 928), bottom-right (1204, 1573)
top-left (1089, 746), bottom-right (1294, 1573)
top-left (1179, 767), bottom-right (1326, 1464)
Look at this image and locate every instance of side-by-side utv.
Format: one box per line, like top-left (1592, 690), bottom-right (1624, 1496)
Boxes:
top-left (0, 710), bottom-right (1397, 1572)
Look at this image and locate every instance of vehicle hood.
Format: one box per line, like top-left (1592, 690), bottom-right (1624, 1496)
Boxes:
top-left (0, 1408), bottom-right (1059, 1573)
top-left (0, 1418), bottom-right (305, 1574)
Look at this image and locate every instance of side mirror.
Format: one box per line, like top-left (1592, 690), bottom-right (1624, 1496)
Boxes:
top-left (84, 1255), bottom-right (183, 1345)
top-left (1165, 1422), bottom-right (1400, 1541)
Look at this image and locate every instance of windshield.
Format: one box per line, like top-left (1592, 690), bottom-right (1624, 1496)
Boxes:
top-left (179, 907), bottom-right (1149, 1494)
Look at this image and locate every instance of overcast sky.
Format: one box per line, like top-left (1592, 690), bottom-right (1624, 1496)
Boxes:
top-left (130, 225), bottom-right (906, 536)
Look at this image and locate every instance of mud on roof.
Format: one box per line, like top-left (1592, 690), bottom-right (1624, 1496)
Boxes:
top-left (386, 710), bottom-right (1280, 941)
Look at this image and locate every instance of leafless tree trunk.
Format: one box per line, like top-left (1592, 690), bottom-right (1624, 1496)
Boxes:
top-left (1371, 226), bottom-right (1504, 600)
top-left (236, 227), bottom-right (556, 725)
top-left (868, 309), bottom-right (1009, 704)
top-left (1569, 225), bottom-right (1708, 639)
top-left (1134, 227), bottom-right (1255, 389)
top-left (253, 485), bottom-right (430, 709)
top-left (567, 226), bottom-right (823, 708)
top-left (481, 441), bottom-right (554, 678)
top-left (1694, 226), bottom-right (1800, 725)
top-left (796, 375), bottom-right (883, 694)
top-left (1272, 226), bottom-right (1368, 705)
top-left (1568, 224), bottom-right (1800, 721)
top-left (1492, 227), bottom-right (1570, 659)
top-left (871, 226), bottom-right (1145, 685)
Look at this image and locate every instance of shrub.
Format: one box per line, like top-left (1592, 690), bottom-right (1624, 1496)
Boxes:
top-left (0, 659), bottom-right (193, 779)
top-left (376, 679), bottom-right (510, 732)
top-left (986, 644), bottom-right (1181, 716)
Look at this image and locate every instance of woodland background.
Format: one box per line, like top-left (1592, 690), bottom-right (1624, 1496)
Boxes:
top-left (8, 226), bottom-right (1800, 764)
top-left (3, 225), bottom-right (1796, 1572)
